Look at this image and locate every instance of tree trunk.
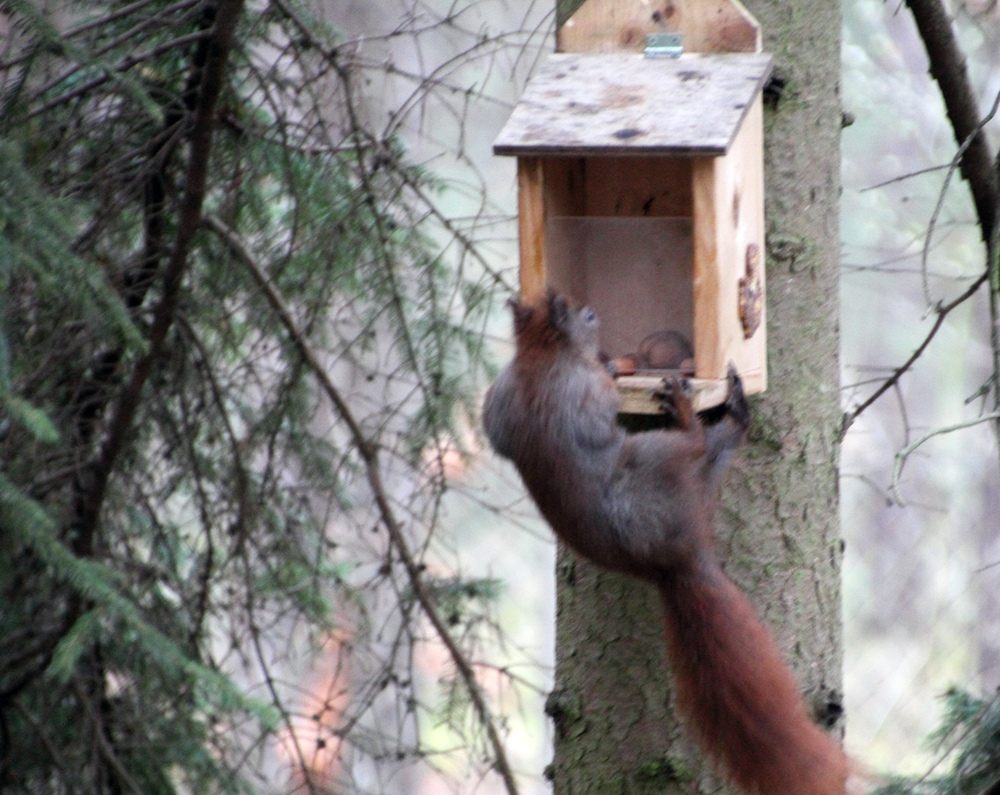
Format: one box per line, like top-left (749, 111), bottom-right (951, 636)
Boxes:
top-left (546, 1), bottom-right (844, 792)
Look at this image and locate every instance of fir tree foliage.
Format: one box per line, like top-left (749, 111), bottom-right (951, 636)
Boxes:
top-left (0, 1), bottom-right (515, 792)
top-left (874, 689), bottom-right (1000, 795)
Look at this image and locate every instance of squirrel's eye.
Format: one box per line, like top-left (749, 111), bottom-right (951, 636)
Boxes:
top-left (581, 307), bottom-right (597, 323)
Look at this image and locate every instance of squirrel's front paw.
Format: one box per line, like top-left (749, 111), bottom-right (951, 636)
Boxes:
top-left (655, 375), bottom-right (694, 429)
top-left (725, 364), bottom-right (750, 431)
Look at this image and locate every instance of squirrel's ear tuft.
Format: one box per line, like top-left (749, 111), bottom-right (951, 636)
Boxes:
top-left (547, 290), bottom-right (570, 330)
top-left (510, 296), bottom-right (533, 335)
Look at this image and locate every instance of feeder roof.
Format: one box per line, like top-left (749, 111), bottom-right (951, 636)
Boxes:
top-left (494, 52), bottom-right (773, 157)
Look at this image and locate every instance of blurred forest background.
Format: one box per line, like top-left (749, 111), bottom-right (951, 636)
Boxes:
top-left (0, 0), bottom-right (998, 793)
top-left (841, 0), bottom-right (1000, 778)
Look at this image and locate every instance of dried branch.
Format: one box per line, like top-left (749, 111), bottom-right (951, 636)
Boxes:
top-left (905, 0), bottom-right (1000, 453)
top-left (27, 30), bottom-right (211, 119)
top-left (245, 606), bottom-right (323, 795)
top-left (274, 1), bottom-right (441, 442)
top-left (269, 0), bottom-right (513, 294)
top-left (27, 0), bottom-right (202, 104)
top-left (890, 411), bottom-right (1000, 504)
top-left (0, 0), bottom-right (194, 70)
top-left (72, 0), bottom-right (244, 554)
top-left (11, 698), bottom-right (72, 781)
top-left (859, 162), bottom-right (953, 193)
top-left (918, 87), bottom-right (1000, 303)
top-left (905, 0), bottom-right (999, 244)
top-left (842, 270), bottom-right (988, 432)
top-left (847, 0), bottom-right (1000, 434)
top-left (990, 199), bottom-right (1000, 425)
top-left (204, 213), bottom-right (522, 795)
top-left (73, 680), bottom-right (146, 795)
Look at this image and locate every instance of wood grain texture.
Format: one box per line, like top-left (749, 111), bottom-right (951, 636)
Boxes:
top-left (544, 215), bottom-right (694, 358)
top-left (557, 0), bottom-right (761, 54)
top-left (692, 94), bottom-right (766, 391)
top-left (582, 156), bottom-right (692, 216)
top-left (493, 52), bottom-right (773, 157)
top-left (617, 374), bottom-right (728, 414)
top-left (517, 157), bottom-right (547, 302)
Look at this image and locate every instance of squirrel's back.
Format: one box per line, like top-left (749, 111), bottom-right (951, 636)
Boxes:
top-left (481, 290), bottom-right (849, 794)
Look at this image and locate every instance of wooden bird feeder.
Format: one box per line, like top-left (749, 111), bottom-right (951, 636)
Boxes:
top-left (493, 0), bottom-right (772, 413)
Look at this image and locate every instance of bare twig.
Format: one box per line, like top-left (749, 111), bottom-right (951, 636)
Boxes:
top-left (0, 0), bottom-right (196, 70)
top-left (918, 87), bottom-right (1000, 304)
top-left (205, 213), bottom-right (522, 795)
top-left (270, 0), bottom-right (514, 294)
top-left (842, 270), bottom-right (988, 432)
top-left (73, 680), bottom-right (147, 795)
top-left (906, 0), bottom-right (999, 244)
top-left (859, 162), bottom-right (953, 193)
top-left (26, 0), bottom-right (202, 102)
top-left (244, 607), bottom-right (323, 795)
top-left (989, 200), bottom-right (1000, 432)
top-left (73, 0), bottom-right (244, 555)
top-left (906, 0), bottom-right (1000, 457)
top-left (11, 698), bottom-right (72, 780)
top-left (26, 29), bottom-right (211, 119)
top-left (890, 411), bottom-right (1000, 504)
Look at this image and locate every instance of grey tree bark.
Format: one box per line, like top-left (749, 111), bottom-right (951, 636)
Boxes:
top-left (546, 1), bottom-right (844, 792)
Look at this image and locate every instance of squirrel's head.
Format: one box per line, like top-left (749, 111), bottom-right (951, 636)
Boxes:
top-left (509, 288), bottom-right (601, 357)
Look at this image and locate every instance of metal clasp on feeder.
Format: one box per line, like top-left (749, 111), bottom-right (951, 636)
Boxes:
top-left (644, 33), bottom-right (683, 59)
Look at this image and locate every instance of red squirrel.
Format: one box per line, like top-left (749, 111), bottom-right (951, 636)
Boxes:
top-left (482, 290), bottom-right (848, 795)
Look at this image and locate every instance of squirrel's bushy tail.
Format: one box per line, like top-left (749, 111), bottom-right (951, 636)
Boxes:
top-left (657, 558), bottom-right (848, 794)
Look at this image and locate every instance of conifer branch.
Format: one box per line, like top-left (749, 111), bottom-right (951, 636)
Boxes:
top-left (72, 0), bottom-right (245, 555)
top-left (205, 213), bottom-right (522, 795)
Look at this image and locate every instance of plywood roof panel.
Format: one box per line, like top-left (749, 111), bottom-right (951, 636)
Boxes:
top-left (494, 52), bottom-right (772, 157)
